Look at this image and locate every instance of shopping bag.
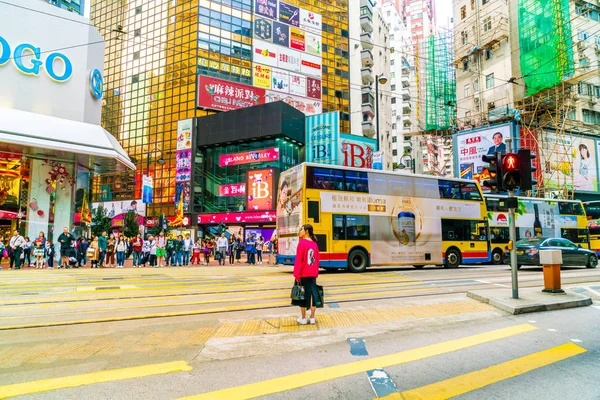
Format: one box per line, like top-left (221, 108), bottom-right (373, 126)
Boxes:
top-left (291, 281), bottom-right (305, 301)
top-left (316, 285), bottom-right (324, 308)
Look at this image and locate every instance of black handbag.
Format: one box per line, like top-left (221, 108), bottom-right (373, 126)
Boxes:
top-left (291, 281), bottom-right (305, 301)
top-left (316, 285), bottom-right (324, 308)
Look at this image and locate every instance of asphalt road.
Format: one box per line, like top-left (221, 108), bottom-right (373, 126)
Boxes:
top-left (0, 264), bottom-right (598, 399)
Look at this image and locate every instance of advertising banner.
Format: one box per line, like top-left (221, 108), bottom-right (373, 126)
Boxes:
top-left (539, 131), bottom-right (598, 192)
top-left (300, 9), bottom-right (322, 34)
top-left (142, 175), bottom-right (153, 204)
top-left (198, 210), bottom-right (277, 224)
top-left (306, 32), bottom-right (322, 56)
top-left (93, 199), bottom-right (146, 219)
top-left (289, 73), bottom-right (306, 97)
top-left (279, 2), bottom-right (300, 27)
top-left (198, 57), bottom-right (251, 79)
top-left (373, 151), bottom-right (383, 170)
top-left (301, 53), bottom-right (322, 77)
top-left (255, 0), bottom-right (277, 19)
top-left (265, 90), bottom-right (322, 115)
top-left (253, 39), bottom-right (279, 68)
top-left (247, 168), bottom-right (276, 211)
top-left (175, 181), bottom-right (191, 213)
top-left (276, 164), bottom-right (304, 255)
top-left (340, 133), bottom-right (377, 169)
top-left (254, 17), bottom-right (273, 42)
top-left (197, 76), bottom-right (265, 111)
top-left (290, 28), bottom-right (306, 51)
top-left (273, 22), bottom-right (290, 47)
top-left (175, 149), bottom-right (192, 182)
top-left (305, 111), bottom-right (340, 165)
top-left (271, 68), bottom-right (290, 92)
top-left (176, 118), bottom-right (193, 151)
top-left (219, 148), bottom-right (280, 167)
top-left (306, 77), bottom-right (321, 100)
top-left (252, 64), bottom-right (272, 89)
top-left (219, 183), bottom-right (246, 197)
top-left (454, 124), bottom-right (512, 183)
top-left (277, 47), bottom-right (302, 72)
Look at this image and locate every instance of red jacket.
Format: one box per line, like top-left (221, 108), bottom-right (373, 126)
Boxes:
top-left (293, 239), bottom-right (320, 279)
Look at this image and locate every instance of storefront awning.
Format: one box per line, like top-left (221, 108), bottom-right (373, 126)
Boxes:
top-left (0, 108), bottom-right (135, 172)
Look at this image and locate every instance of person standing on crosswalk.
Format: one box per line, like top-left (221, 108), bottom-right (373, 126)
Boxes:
top-left (293, 224), bottom-right (321, 325)
top-left (8, 230), bottom-right (25, 270)
top-left (57, 227), bottom-right (74, 269)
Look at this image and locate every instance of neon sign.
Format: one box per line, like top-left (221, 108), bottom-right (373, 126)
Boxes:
top-left (0, 35), bottom-right (73, 82)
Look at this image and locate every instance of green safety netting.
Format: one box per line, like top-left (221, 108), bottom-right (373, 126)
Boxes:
top-left (424, 34), bottom-right (456, 131)
top-left (518, 0), bottom-right (575, 96)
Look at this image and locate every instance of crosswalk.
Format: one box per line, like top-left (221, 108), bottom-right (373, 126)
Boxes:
top-left (0, 322), bottom-right (589, 399)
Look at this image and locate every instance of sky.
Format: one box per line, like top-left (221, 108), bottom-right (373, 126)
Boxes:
top-left (436, 0), bottom-right (454, 31)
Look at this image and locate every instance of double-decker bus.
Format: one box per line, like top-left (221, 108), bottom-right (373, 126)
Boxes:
top-left (486, 195), bottom-right (589, 264)
top-left (583, 201), bottom-right (600, 255)
top-left (276, 163), bottom-right (490, 272)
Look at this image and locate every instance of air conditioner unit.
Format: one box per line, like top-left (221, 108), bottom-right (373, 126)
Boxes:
top-left (591, 98), bottom-right (598, 105)
top-left (577, 40), bottom-right (586, 51)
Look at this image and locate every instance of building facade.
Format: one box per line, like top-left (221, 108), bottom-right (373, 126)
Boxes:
top-left (44, 0), bottom-right (85, 15)
top-left (90, 0), bottom-right (351, 226)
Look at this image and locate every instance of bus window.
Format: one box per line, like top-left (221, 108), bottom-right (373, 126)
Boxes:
top-left (332, 215), bottom-right (370, 240)
top-left (307, 201), bottom-right (320, 223)
top-left (461, 183), bottom-right (483, 201)
top-left (345, 171), bottom-right (369, 193)
top-left (558, 202), bottom-right (583, 215)
top-left (561, 228), bottom-right (589, 244)
top-left (485, 198), bottom-right (509, 212)
top-left (333, 215), bottom-right (345, 240)
top-left (442, 219), bottom-right (466, 241)
top-left (438, 180), bottom-right (461, 199)
top-left (490, 227), bottom-right (510, 243)
top-left (308, 167), bottom-right (344, 190)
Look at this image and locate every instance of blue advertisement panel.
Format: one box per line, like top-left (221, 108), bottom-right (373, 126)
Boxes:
top-left (305, 111), bottom-right (340, 165)
top-left (339, 134), bottom-right (377, 169)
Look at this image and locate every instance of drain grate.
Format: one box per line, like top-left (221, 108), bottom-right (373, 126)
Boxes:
top-left (102, 277), bottom-right (124, 280)
top-left (96, 286), bottom-right (120, 290)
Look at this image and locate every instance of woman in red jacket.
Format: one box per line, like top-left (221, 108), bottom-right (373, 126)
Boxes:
top-left (293, 224), bottom-right (321, 325)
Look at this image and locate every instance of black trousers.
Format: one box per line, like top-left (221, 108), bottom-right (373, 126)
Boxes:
top-left (9, 248), bottom-right (22, 269)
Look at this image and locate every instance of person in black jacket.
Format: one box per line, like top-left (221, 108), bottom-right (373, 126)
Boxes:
top-left (77, 237), bottom-right (89, 267)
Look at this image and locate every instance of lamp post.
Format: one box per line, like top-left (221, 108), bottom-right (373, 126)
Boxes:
top-left (400, 154), bottom-right (414, 173)
top-left (146, 148), bottom-right (165, 173)
top-left (375, 74), bottom-right (388, 152)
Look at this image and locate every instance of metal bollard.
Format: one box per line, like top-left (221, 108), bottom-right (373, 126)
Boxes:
top-left (539, 250), bottom-right (564, 294)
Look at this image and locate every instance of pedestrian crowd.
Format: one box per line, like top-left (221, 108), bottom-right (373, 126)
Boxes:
top-left (0, 228), bottom-right (276, 270)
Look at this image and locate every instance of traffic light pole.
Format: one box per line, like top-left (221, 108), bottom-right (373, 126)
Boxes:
top-left (508, 189), bottom-right (519, 299)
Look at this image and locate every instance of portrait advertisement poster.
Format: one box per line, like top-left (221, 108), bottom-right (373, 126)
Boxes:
top-left (279, 2), bottom-right (300, 27)
top-left (305, 111), bottom-right (340, 164)
top-left (273, 21), bottom-right (290, 48)
top-left (276, 164), bottom-right (304, 255)
top-left (453, 124), bottom-right (512, 184)
top-left (175, 181), bottom-right (191, 213)
top-left (339, 133), bottom-right (377, 169)
top-left (247, 168), bottom-right (276, 211)
top-left (271, 68), bottom-right (290, 93)
top-left (93, 199), bottom-right (146, 219)
top-left (254, 0), bottom-right (277, 19)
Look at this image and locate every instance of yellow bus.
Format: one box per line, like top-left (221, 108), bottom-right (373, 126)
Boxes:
top-left (276, 163), bottom-right (490, 272)
top-left (486, 195), bottom-right (589, 264)
top-left (583, 201), bottom-right (600, 256)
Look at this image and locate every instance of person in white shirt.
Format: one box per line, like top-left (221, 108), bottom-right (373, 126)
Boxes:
top-left (9, 230), bottom-right (25, 270)
top-left (216, 233), bottom-right (229, 266)
top-left (183, 234), bottom-right (193, 266)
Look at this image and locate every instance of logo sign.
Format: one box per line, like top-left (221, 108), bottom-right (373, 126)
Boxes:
top-left (197, 76), bottom-right (265, 111)
top-left (142, 176), bottom-right (153, 204)
top-left (273, 22), bottom-right (290, 47)
top-left (340, 134), bottom-right (377, 169)
top-left (198, 210), bottom-right (277, 224)
top-left (219, 183), bottom-right (246, 197)
top-left (306, 111), bottom-right (340, 165)
top-left (306, 32), bottom-right (322, 56)
top-left (219, 148), bottom-right (280, 167)
top-left (247, 168), bottom-right (275, 211)
top-left (373, 151), bottom-right (383, 170)
top-left (271, 69), bottom-right (290, 93)
top-left (279, 2), bottom-right (300, 27)
top-left (253, 39), bottom-right (279, 67)
top-left (289, 73), bottom-right (306, 97)
top-left (265, 91), bottom-right (322, 116)
top-left (253, 63), bottom-right (272, 89)
top-left (0, 35), bottom-right (72, 82)
top-left (300, 9), bottom-right (322, 34)
top-left (278, 47), bottom-right (301, 72)
top-left (255, 0), bottom-right (277, 19)
top-left (306, 77), bottom-right (321, 100)
top-left (301, 53), bottom-right (322, 77)
top-left (290, 28), bottom-right (306, 51)
top-left (254, 17), bottom-right (273, 41)
top-left (90, 69), bottom-right (104, 99)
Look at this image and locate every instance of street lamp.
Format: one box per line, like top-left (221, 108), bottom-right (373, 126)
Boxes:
top-left (375, 74), bottom-right (387, 152)
top-left (399, 154), bottom-right (414, 173)
top-left (146, 148), bottom-right (165, 173)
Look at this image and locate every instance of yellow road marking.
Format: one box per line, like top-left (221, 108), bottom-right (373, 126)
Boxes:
top-left (0, 287), bottom-right (437, 324)
top-left (178, 324), bottom-right (537, 400)
top-left (401, 343), bottom-right (586, 400)
top-left (375, 394), bottom-right (403, 400)
top-left (0, 360), bottom-right (192, 399)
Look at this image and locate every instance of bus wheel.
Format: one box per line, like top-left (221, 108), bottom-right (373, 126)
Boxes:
top-left (445, 249), bottom-right (461, 269)
top-left (348, 249), bottom-right (369, 273)
top-left (491, 249), bottom-right (504, 265)
top-left (587, 255), bottom-right (598, 269)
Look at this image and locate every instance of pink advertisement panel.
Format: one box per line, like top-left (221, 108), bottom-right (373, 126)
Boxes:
top-left (219, 148), bottom-right (280, 167)
top-left (198, 211), bottom-right (277, 224)
top-left (219, 183), bottom-right (246, 197)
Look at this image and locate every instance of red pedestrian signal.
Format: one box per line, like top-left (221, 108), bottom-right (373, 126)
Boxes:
top-left (501, 153), bottom-right (521, 191)
top-left (502, 153), bottom-right (519, 172)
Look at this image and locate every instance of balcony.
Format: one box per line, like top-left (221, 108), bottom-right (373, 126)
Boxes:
top-left (361, 49), bottom-right (374, 67)
top-left (401, 75), bottom-right (410, 87)
top-left (361, 0), bottom-right (375, 8)
top-left (361, 67), bottom-right (374, 84)
top-left (362, 120), bottom-right (376, 137)
top-left (362, 92), bottom-right (375, 117)
top-left (402, 88), bottom-right (410, 100)
top-left (402, 101), bottom-right (412, 114)
top-left (361, 31), bottom-right (373, 50)
top-left (360, 7), bottom-right (373, 33)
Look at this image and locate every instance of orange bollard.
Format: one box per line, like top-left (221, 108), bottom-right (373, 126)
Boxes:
top-left (540, 250), bottom-right (564, 294)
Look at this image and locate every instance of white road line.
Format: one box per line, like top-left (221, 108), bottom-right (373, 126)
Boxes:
top-left (528, 320), bottom-right (537, 323)
top-left (592, 305), bottom-right (600, 310)
top-left (571, 339), bottom-right (583, 343)
top-left (548, 329), bottom-right (557, 332)
top-left (583, 286), bottom-right (600, 297)
top-left (475, 280), bottom-right (509, 287)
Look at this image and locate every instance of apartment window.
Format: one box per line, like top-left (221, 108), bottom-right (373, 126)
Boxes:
top-left (474, 79), bottom-right (479, 91)
top-left (485, 48), bottom-right (493, 59)
top-left (486, 73), bottom-right (495, 89)
top-left (461, 31), bottom-right (468, 45)
top-left (463, 60), bottom-right (469, 71)
top-left (392, 124), bottom-right (397, 130)
top-left (578, 31), bottom-right (590, 42)
top-left (135, 6), bottom-right (142, 14)
top-left (483, 16), bottom-right (492, 32)
top-left (391, 59), bottom-right (395, 66)
top-left (134, 28), bottom-right (142, 37)
top-left (391, 97), bottom-right (396, 104)
top-left (392, 149), bottom-right (398, 156)
top-left (133, 51), bottom-right (140, 60)
top-left (464, 83), bottom-right (470, 97)
top-left (461, 6), bottom-right (466, 19)
top-left (392, 136), bottom-right (397, 143)
top-left (391, 84), bottom-right (396, 91)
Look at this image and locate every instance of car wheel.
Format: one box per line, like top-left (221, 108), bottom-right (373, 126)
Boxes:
top-left (586, 254), bottom-right (598, 269)
top-left (348, 249), bottom-right (369, 273)
top-left (445, 249), bottom-right (461, 269)
top-left (491, 248), bottom-right (503, 265)
top-left (517, 264), bottom-right (522, 270)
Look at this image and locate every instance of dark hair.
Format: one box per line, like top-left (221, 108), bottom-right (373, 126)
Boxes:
top-left (579, 143), bottom-right (590, 159)
top-left (493, 132), bottom-right (503, 139)
top-left (302, 224), bottom-right (318, 242)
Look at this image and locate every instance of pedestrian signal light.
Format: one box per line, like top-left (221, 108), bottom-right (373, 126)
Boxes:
top-left (482, 152), bottom-right (502, 193)
top-left (501, 153), bottom-right (521, 191)
top-left (519, 149), bottom-right (537, 191)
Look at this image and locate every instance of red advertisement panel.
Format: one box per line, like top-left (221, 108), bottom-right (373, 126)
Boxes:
top-left (197, 76), bottom-right (265, 111)
top-left (219, 183), bottom-right (246, 197)
top-left (247, 168), bottom-right (275, 211)
top-left (219, 148), bottom-right (280, 167)
top-left (198, 211), bottom-right (277, 224)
